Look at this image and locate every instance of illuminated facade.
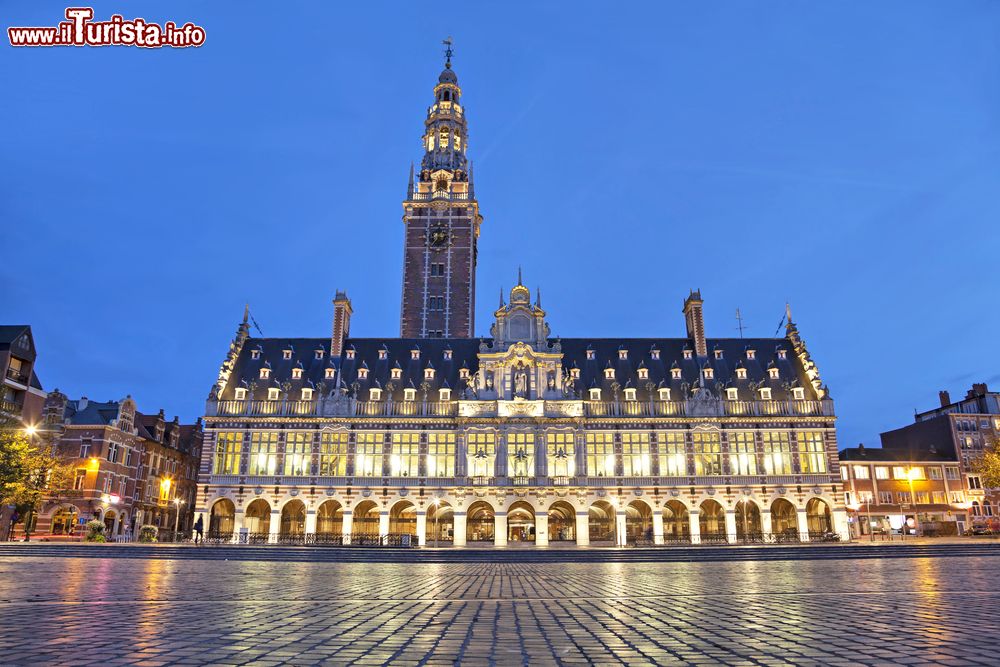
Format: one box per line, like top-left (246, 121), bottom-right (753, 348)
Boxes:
top-left (196, 55), bottom-right (849, 547)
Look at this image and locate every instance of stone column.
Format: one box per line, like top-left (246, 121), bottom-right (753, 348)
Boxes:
top-left (832, 507), bottom-right (850, 541)
top-left (689, 509), bottom-right (701, 544)
top-left (652, 510), bottom-right (664, 545)
top-left (575, 511), bottom-right (589, 546)
top-left (495, 511), bottom-right (508, 547)
top-left (725, 509), bottom-right (738, 544)
top-left (453, 511), bottom-right (467, 547)
top-left (379, 510), bottom-right (390, 541)
top-left (760, 509), bottom-right (773, 543)
top-left (341, 510), bottom-right (353, 545)
top-left (535, 511), bottom-right (549, 547)
top-left (615, 510), bottom-right (627, 547)
top-left (268, 509), bottom-right (280, 543)
top-left (304, 509), bottom-right (317, 537)
top-left (416, 510), bottom-right (427, 547)
top-left (797, 507), bottom-right (810, 542)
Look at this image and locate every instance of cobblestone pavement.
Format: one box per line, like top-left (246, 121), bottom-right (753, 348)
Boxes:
top-left (1, 553), bottom-right (998, 666)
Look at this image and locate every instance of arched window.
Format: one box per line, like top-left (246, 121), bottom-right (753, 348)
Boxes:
top-left (438, 126), bottom-right (449, 149)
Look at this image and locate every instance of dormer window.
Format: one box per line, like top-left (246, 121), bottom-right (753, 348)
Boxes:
top-left (714, 350), bottom-right (723, 360)
top-left (439, 388), bottom-right (451, 401)
top-left (683, 350), bottom-right (693, 360)
top-left (604, 367), bottom-right (615, 379)
top-left (671, 368), bottom-right (682, 379)
top-left (234, 388), bottom-right (247, 401)
top-left (346, 349), bottom-right (355, 360)
top-left (589, 388), bottom-right (602, 401)
top-left (746, 349), bottom-right (756, 360)
top-left (736, 368), bottom-right (747, 380)
top-left (260, 368), bottom-right (270, 379)
top-left (251, 349), bottom-right (260, 360)
top-left (726, 388), bottom-right (738, 401)
top-left (586, 350), bottom-right (595, 361)
top-left (658, 387), bottom-right (671, 401)
top-left (759, 388), bottom-right (772, 400)
top-left (267, 388), bottom-right (280, 401)
top-left (358, 367), bottom-right (369, 380)
top-left (651, 349), bottom-right (660, 360)
top-left (378, 349), bottom-right (387, 360)
top-left (777, 349), bottom-right (787, 360)
top-left (283, 349), bottom-right (292, 360)
top-left (444, 349), bottom-right (452, 361)
top-left (292, 368), bottom-right (302, 379)
top-left (638, 368), bottom-right (648, 380)
top-left (570, 368), bottom-right (580, 380)
top-left (703, 368), bottom-right (714, 380)
top-left (792, 387), bottom-right (805, 400)
top-left (618, 350), bottom-right (628, 360)
top-left (369, 388), bottom-right (382, 401)
top-left (768, 368), bottom-right (780, 379)
top-left (325, 368), bottom-right (336, 379)
top-left (411, 349), bottom-right (420, 360)
top-left (315, 349), bottom-right (324, 360)
top-left (424, 367), bottom-right (435, 380)
top-left (392, 368), bottom-right (403, 380)
top-left (624, 388), bottom-right (637, 401)
top-left (459, 368), bottom-right (469, 380)
top-left (404, 388), bottom-right (417, 401)
top-left (301, 388), bottom-right (313, 401)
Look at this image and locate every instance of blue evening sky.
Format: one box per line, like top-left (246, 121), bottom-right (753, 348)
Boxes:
top-left (2, 2), bottom-right (998, 448)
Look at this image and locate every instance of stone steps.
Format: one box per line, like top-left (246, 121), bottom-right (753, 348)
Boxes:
top-left (0, 542), bottom-right (996, 564)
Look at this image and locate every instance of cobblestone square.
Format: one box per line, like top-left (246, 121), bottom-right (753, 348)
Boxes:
top-left (1, 549), bottom-right (999, 665)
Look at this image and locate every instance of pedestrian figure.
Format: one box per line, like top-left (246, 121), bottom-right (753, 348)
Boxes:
top-left (193, 515), bottom-right (204, 545)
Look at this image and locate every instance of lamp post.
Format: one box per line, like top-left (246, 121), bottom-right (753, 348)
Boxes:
top-left (173, 498), bottom-right (184, 543)
top-left (907, 467), bottom-right (921, 537)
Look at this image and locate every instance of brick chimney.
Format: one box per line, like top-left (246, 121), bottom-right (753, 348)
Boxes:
top-left (938, 390), bottom-right (951, 407)
top-left (969, 383), bottom-right (988, 398)
top-left (331, 290), bottom-right (353, 358)
top-left (682, 290), bottom-right (707, 357)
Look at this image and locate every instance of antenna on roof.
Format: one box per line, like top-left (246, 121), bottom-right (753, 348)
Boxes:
top-left (735, 308), bottom-right (746, 339)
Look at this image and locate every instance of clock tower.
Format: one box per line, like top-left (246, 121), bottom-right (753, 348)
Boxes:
top-left (399, 43), bottom-right (482, 339)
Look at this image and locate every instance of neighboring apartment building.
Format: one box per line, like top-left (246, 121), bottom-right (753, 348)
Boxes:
top-left (23, 392), bottom-right (201, 540)
top-left (839, 444), bottom-right (976, 537)
top-left (0, 325), bottom-right (46, 424)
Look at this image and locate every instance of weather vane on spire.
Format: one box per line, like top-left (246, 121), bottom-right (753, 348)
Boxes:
top-left (443, 37), bottom-right (454, 69)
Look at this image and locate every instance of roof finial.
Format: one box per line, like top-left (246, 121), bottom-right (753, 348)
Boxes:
top-left (785, 302), bottom-right (793, 323)
top-left (518, 265), bottom-right (523, 286)
top-left (536, 286), bottom-right (542, 307)
top-left (443, 37), bottom-right (454, 69)
top-left (242, 303), bottom-right (249, 325)
top-left (499, 286), bottom-right (505, 308)
top-left (407, 162), bottom-right (414, 199)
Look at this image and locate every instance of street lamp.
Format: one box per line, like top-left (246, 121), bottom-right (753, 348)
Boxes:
top-left (173, 498), bottom-right (185, 543)
top-left (907, 467), bottom-right (922, 537)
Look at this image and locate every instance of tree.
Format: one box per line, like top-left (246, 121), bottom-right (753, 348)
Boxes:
top-left (971, 433), bottom-right (1000, 490)
top-left (0, 419), bottom-right (75, 540)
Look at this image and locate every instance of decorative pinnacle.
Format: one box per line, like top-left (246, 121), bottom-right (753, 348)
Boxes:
top-left (242, 303), bottom-right (249, 325)
top-left (443, 37), bottom-right (454, 69)
top-left (517, 265), bottom-right (523, 285)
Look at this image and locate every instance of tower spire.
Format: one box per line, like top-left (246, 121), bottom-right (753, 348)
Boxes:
top-left (518, 265), bottom-right (523, 286)
top-left (406, 162), bottom-right (414, 199)
top-left (443, 37), bottom-right (454, 69)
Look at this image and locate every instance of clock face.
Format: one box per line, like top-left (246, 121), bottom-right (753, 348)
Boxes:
top-left (430, 225), bottom-right (449, 247)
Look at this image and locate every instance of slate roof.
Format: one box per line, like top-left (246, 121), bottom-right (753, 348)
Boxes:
top-left (839, 446), bottom-right (956, 463)
top-left (221, 335), bottom-right (819, 403)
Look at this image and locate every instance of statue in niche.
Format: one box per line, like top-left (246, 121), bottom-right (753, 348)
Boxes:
top-left (513, 367), bottom-right (528, 398)
top-left (485, 370), bottom-right (494, 391)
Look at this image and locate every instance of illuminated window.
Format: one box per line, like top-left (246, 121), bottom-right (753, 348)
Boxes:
top-left (438, 126), bottom-right (449, 148)
top-left (507, 433), bottom-right (535, 477)
top-left (283, 432), bottom-right (311, 476)
top-left (427, 433), bottom-right (455, 477)
top-left (728, 431), bottom-right (756, 475)
top-left (571, 368), bottom-right (580, 379)
top-left (658, 387), bottom-right (671, 401)
top-left (315, 349), bottom-right (324, 360)
top-left (378, 349), bottom-right (387, 360)
top-left (212, 432), bottom-right (242, 475)
top-left (546, 432), bottom-right (575, 478)
top-left (325, 368), bottom-right (335, 379)
top-left (658, 432), bottom-right (686, 476)
top-left (234, 388), bottom-right (247, 401)
top-left (586, 350), bottom-right (595, 361)
top-left (425, 367), bottom-right (435, 380)
top-left (768, 368), bottom-right (780, 379)
top-left (391, 368), bottom-right (402, 380)
top-left (439, 388), bottom-right (451, 401)
top-left (301, 388), bottom-right (313, 401)
top-left (604, 367), bottom-right (615, 379)
top-left (467, 432), bottom-right (496, 478)
top-left (267, 388), bottom-right (280, 401)
top-left (292, 368), bottom-right (302, 379)
top-left (622, 432), bottom-right (651, 476)
top-left (798, 431), bottom-right (827, 474)
top-left (390, 433), bottom-right (420, 477)
top-left (358, 367), bottom-right (368, 380)
top-left (761, 432), bottom-right (792, 475)
top-left (683, 350), bottom-right (692, 360)
top-left (671, 368), bottom-right (682, 379)
top-left (777, 349), bottom-right (787, 360)
top-left (369, 387), bottom-right (381, 401)
top-left (703, 367), bottom-right (714, 380)
top-left (892, 466), bottom-right (908, 479)
top-left (251, 349), bottom-right (260, 360)
top-left (444, 349), bottom-right (452, 361)
top-left (726, 388), bottom-right (738, 401)
top-left (928, 467), bottom-right (942, 480)
top-left (318, 432), bottom-right (348, 476)
top-left (260, 368), bottom-right (270, 379)
top-left (589, 388), bottom-right (601, 401)
top-left (792, 387), bottom-right (805, 400)
top-left (404, 387), bottom-right (417, 401)
top-left (638, 368), bottom-right (648, 380)
top-left (107, 442), bottom-right (118, 463)
top-left (651, 349), bottom-right (660, 360)
top-left (283, 350), bottom-right (292, 360)
top-left (459, 368), bottom-right (469, 380)
top-left (736, 368), bottom-right (747, 380)
top-left (759, 388), bottom-right (772, 400)
top-left (624, 388), bottom-right (637, 401)
top-left (853, 465), bottom-right (870, 479)
top-left (248, 432), bottom-right (278, 476)
top-left (411, 349), bottom-right (420, 360)
top-left (746, 349), bottom-right (756, 360)
top-left (692, 432), bottom-right (722, 476)
top-left (619, 350), bottom-right (628, 360)
top-left (346, 349), bottom-right (355, 360)
top-left (354, 433), bottom-right (382, 477)
top-left (585, 433), bottom-right (615, 477)
top-left (874, 466), bottom-right (890, 480)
